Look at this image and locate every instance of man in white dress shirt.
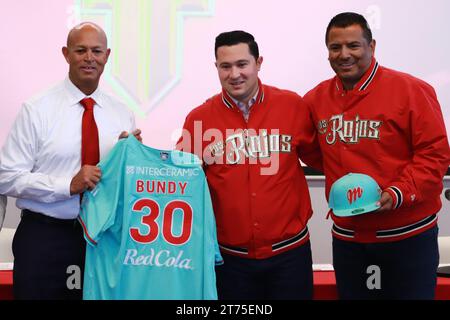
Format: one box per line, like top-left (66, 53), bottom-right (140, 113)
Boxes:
top-left (0, 22), bottom-right (141, 299)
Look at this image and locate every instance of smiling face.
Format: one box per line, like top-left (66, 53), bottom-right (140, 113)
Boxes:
top-left (62, 23), bottom-right (110, 95)
top-left (215, 42), bottom-right (263, 104)
top-left (327, 24), bottom-right (375, 90)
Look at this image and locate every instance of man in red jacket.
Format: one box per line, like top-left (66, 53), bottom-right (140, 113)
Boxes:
top-left (177, 30), bottom-right (321, 299)
top-left (304, 12), bottom-right (450, 299)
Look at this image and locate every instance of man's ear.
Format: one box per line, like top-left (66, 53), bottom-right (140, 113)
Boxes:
top-left (370, 39), bottom-right (376, 55)
top-left (62, 47), bottom-right (70, 63)
top-left (256, 56), bottom-right (263, 71)
top-left (105, 48), bottom-right (111, 61)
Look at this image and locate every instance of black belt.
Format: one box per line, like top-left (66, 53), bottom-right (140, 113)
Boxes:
top-left (21, 209), bottom-right (80, 227)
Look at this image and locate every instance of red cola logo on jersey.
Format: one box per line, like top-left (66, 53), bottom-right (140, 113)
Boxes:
top-left (123, 249), bottom-right (193, 270)
top-left (317, 114), bottom-right (382, 145)
top-left (347, 187), bottom-right (363, 204)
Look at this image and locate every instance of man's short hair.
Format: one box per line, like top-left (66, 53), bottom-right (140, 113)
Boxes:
top-left (214, 30), bottom-right (259, 60)
top-left (325, 12), bottom-right (373, 45)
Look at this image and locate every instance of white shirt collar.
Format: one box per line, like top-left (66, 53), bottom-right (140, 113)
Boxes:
top-left (64, 76), bottom-right (104, 108)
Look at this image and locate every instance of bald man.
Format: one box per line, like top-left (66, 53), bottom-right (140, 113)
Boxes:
top-left (0, 22), bottom-right (140, 299)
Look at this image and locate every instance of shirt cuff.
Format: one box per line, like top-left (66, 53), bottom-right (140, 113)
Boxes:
top-left (53, 176), bottom-right (74, 201)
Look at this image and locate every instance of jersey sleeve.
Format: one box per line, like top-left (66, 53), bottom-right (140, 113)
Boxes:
top-left (295, 96), bottom-right (323, 172)
top-left (203, 175), bottom-right (223, 266)
top-left (202, 174), bottom-right (222, 300)
top-left (385, 83), bottom-right (450, 209)
top-left (78, 138), bottom-right (128, 245)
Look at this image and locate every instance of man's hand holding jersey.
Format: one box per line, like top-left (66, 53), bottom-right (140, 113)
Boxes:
top-left (70, 129), bottom-right (142, 195)
top-left (119, 129), bottom-right (143, 142)
top-left (70, 165), bottom-right (102, 195)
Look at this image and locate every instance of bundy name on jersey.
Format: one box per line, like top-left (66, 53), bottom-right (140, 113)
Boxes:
top-left (127, 165), bottom-right (200, 196)
top-left (206, 129), bottom-right (292, 165)
top-left (123, 164), bottom-right (201, 271)
top-left (317, 114), bottom-right (382, 145)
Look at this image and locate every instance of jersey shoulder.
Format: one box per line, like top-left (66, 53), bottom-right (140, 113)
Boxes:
top-left (184, 93), bottom-right (221, 120)
top-left (303, 78), bottom-right (335, 104)
top-left (263, 84), bottom-right (302, 100)
top-left (380, 66), bottom-right (436, 93)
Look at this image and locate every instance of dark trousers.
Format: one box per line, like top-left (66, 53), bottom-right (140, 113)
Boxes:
top-left (12, 210), bottom-right (86, 300)
top-left (215, 241), bottom-right (313, 300)
top-left (332, 225), bottom-right (439, 300)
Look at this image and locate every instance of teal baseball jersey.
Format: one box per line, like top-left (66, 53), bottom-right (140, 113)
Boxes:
top-left (79, 136), bottom-right (223, 300)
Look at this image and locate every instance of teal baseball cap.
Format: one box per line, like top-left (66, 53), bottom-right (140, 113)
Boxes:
top-left (329, 173), bottom-right (382, 217)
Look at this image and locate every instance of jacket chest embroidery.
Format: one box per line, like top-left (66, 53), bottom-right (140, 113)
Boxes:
top-left (206, 129), bottom-right (292, 165)
top-left (318, 114), bottom-right (382, 145)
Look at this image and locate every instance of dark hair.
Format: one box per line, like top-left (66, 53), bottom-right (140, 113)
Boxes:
top-left (325, 12), bottom-right (373, 45)
top-left (214, 30), bottom-right (259, 60)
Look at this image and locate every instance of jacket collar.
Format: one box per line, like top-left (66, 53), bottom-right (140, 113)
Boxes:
top-left (221, 78), bottom-right (265, 109)
top-left (335, 58), bottom-right (379, 93)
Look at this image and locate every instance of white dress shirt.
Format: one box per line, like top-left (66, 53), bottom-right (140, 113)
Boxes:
top-left (0, 77), bottom-right (136, 219)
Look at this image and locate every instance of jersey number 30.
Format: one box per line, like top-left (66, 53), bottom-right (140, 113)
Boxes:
top-left (130, 198), bottom-right (193, 245)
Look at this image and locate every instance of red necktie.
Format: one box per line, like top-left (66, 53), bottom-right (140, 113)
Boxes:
top-left (80, 98), bottom-right (100, 166)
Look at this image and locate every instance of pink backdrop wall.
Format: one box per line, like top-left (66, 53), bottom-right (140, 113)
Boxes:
top-left (1, 0), bottom-right (449, 150)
